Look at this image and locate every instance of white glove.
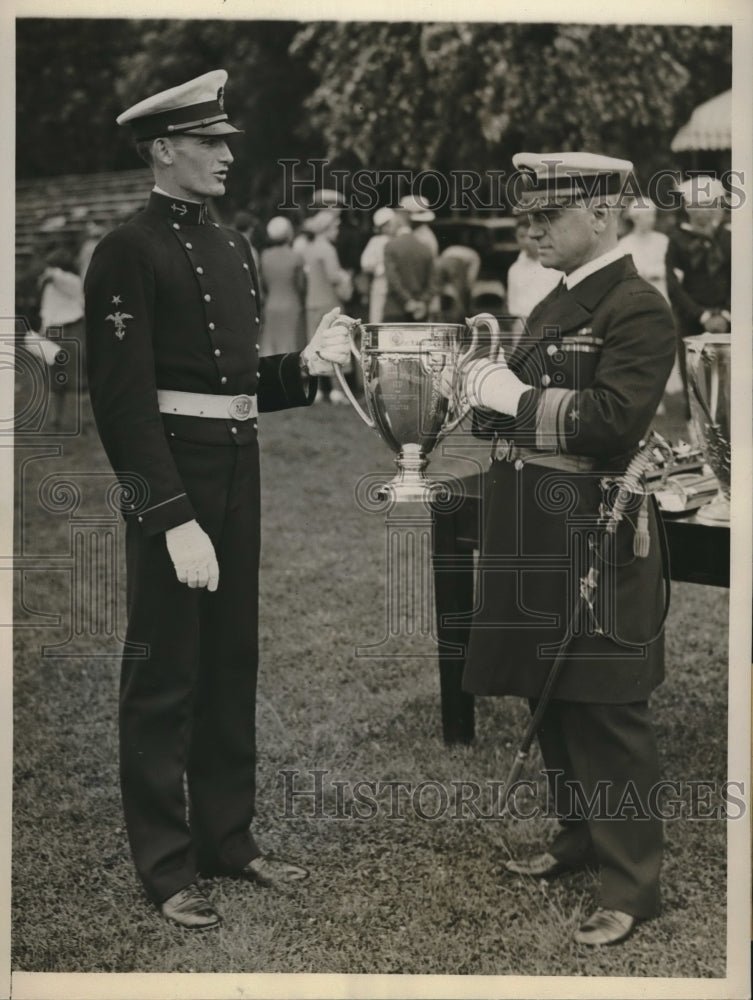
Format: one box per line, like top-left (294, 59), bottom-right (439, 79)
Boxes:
top-left (165, 519), bottom-right (219, 592)
top-left (301, 307), bottom-right (354, 375)
top-left (463, 348), bottom-right (532, 416)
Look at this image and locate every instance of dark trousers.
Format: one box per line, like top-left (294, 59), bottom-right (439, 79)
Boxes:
top-left (531, 698), bottom-right (663, 919)
top-left (120, 440), bottom-right (262, 903)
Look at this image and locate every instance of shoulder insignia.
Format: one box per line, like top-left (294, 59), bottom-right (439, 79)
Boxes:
top-left (105, 300), bottom-right (134, 341)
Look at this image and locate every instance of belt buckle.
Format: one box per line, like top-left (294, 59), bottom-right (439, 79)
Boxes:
top-left (227, 394), bottom-right (253, 421)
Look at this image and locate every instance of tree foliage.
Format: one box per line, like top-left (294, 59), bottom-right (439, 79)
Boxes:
top-left (17, 18), bottom-right (319, 213)
top-left (17, 18), bottom-right (732, 202)
top-left (294, 22), bottom-right (732, 183)
top-left (16, 19), bottom-right (141, 176)
top-left (114, 19), bottom-right (320, 207)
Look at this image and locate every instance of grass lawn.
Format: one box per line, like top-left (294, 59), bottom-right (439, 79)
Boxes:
top-left (11, 386), bottom-right (732, 979)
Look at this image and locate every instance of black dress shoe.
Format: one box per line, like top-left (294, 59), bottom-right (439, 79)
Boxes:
top-left (240, 855), bottom-right (309, 887)
top-left (160, 884), bottom-right (221, 930)
top-left (505, 851), bottom-right (583, 878)
top-left (573, 907), bottom-right (636, 946)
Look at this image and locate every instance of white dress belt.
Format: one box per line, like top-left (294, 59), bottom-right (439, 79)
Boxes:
top-left (157, 389), bottom-right (258, 421)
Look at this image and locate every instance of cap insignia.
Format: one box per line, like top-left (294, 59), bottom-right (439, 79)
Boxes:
top-left (217, 85), bottom-right (225, 111)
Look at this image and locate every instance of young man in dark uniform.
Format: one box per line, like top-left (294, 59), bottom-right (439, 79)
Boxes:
top-left (85, 71), bottom-right (352, 929)
top-left (458, 153), bottom-right (676, 946)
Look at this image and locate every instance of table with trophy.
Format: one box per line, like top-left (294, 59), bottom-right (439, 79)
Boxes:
top-left (334, 323), bottom-right (731, 744)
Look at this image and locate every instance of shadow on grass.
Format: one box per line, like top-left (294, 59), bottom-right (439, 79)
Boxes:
top-left (12, 397), bottom-right (730, 978)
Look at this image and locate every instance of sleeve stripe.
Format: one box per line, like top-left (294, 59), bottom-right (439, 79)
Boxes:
top-left (557, 391), bottom-right (574, 451)
top-left (535, 388), bottom-right (575, 450)
top-left (141, 492), bottom-right (188, 515)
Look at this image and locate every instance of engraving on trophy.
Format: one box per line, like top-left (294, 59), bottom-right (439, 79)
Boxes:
top-left (333, 315), bottom-right (501, 504)
top-left (333, 317), bottom-right (502, 654)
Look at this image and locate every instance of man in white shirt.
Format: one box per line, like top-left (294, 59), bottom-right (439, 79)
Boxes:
top-left (506, 216), bottom-right (562, 321)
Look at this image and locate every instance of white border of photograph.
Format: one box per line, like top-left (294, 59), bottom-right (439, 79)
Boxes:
top-left (4, 1), bottom-right (751, 998)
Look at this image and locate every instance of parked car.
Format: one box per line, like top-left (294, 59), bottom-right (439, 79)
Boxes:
top-left (430, 217), bottom-right (518, 279)
top-left (430, 216), bottom-right (517, 314)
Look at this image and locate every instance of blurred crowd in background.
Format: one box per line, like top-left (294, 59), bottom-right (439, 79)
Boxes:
top-left (14, 19), bottom-right (733, 432)
top-left (17, 171), bottom-right (731, 426)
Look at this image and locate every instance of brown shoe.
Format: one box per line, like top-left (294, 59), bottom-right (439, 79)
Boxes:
top-left (160, 884), bottom-right (221, 930)
top-left (505, 851), bottom-right (582, 878)
top-left (240, 855), bottom-right (309, 887)
top-left (574, 907), bottom-right (636, 946)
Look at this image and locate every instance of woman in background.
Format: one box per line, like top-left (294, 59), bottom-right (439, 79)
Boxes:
top-left (618, 198), bottom-right (681, 413)
top-left (359, 207), bottom-right (395, 324)
top-left (618, 198), bottom-right (669, 301)
top-left (259, 216), bottom-right (307, 356)
top-left (298, 210), bottom-right (352, 403)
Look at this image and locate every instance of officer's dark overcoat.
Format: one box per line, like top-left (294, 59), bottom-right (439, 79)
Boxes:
top-left (463, 256), bottom-right (676, 704)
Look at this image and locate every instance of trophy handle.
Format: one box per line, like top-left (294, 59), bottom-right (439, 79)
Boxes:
top-left (462, 311), bottom-right (502, 364)
top-left (687, 341), bottom-right (721, 429)
top-left (331, 320), bottom-right (376, 429)
top-left (438, 312), bottom-right (503, 439)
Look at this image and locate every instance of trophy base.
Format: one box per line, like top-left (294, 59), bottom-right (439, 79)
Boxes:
top-left (377, 445), bottom-right (440, 505)
top-left (694, 494), bottom-right (730, 527)
top-left (376, 478), bottom-right (441, 505)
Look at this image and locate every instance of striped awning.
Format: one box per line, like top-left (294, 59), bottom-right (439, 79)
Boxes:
top-left (671, 90), bottom-right (732, 152)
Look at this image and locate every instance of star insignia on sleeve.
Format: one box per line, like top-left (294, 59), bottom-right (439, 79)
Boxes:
top-left (568, 409), bottom-right (580, 422)
top-left (111, 295), bottom-right (122, 306)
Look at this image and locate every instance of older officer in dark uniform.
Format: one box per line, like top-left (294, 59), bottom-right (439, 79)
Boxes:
top-left (85, 71), bottom-right (351, 929)
top-left (459, 153), bottom-right (675, 946)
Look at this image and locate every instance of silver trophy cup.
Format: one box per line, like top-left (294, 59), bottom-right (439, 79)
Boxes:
top-left (685, 333), bottom-right (731, 526)
top-left (332, 314), bottom-right (501, 502)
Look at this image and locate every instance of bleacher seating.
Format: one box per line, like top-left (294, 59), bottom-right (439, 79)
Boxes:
top-left (16, 168), bottom-right (152, 266)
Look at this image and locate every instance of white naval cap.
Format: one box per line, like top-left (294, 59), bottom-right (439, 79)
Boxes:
top-left (116, 69), bottom-right (242, 142)
top-left (675, 176), bottom-right (727, 207)
top-left (512, 151), bottom-right (634, 210)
